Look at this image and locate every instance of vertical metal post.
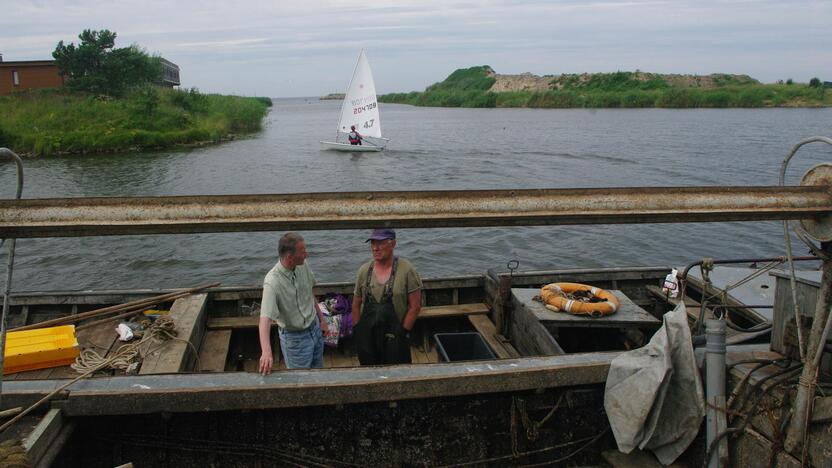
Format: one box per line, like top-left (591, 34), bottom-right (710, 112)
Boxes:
top-left (0, 238), bottom-right (15, 407)
top-left (705, 319), bottom-right (728, 468)
top-left (0, 148), bottom-right (24, 409)
top-left (785, 242), bottom-right (832, 454)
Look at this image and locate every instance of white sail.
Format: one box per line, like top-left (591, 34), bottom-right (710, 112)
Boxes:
top-left (336, 50), bottom-right (382, 139)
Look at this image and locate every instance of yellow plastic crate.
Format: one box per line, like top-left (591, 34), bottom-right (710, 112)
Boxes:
top-left (3, 325), bottom-right (80, 374)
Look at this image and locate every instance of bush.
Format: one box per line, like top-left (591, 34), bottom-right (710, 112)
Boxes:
top-left (426, 66), bottom-right (496, 92)
top-left (699, 91), bottom-right (732, 108)
top-left (656, 88), bottom-right (699, 108)
top-left (0, 88), bottom-right (269, 155)
top-left (809, 77), bottom-right (821, 88)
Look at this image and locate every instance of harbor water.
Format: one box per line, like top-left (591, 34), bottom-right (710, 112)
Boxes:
top-left (1, 100), bottom-right (831, 291)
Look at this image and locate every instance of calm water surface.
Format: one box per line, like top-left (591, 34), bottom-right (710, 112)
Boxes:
top-left (2, 101), bottom-right (831, 291)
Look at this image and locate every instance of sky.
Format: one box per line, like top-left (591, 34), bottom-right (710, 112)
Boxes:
top-left (2, 0), bottom-right (831, 97)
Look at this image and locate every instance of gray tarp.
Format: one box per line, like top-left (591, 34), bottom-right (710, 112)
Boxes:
top-left (604, 303), bottom-right (705, 465)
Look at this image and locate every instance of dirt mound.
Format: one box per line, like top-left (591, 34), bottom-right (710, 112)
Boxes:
top-left (490, 71), bottom-right (758, 92)
top-left (490, 73), bottom-right (552, 92)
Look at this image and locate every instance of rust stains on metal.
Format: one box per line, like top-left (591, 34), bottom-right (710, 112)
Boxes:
top-left (0, 186), bottom-right (830, 238)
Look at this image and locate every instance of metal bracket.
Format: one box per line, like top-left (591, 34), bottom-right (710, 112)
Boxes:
top-left (800, 163), bottom-right (832, 241)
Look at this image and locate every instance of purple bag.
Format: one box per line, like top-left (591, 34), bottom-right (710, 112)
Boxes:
top-left (324, 293), bottom-right (351, 315)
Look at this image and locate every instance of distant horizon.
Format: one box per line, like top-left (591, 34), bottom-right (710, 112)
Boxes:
top-left (4, 1), bottom-right (830, 97)
top-left (201, 69), bottom-right (823, 100)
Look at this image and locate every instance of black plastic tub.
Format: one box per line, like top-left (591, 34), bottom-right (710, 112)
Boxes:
top-left (434, 332), bottom-right (496, 362)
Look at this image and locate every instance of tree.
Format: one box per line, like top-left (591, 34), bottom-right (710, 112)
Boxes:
top-left (809, 77), bottom-right (821, 88)
top-left (53, 29), bottom-right (162, 96)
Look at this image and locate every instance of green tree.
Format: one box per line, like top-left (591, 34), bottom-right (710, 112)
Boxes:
top-left (53, 29), bottom-right (162, 96)
top-left (809, 77), bottom-right (821, 88)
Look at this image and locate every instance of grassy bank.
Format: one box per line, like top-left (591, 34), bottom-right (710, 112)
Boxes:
top-left (380, 68), bottom-right (831, 109)
top-left (0, 87), bottom-right (272, 156)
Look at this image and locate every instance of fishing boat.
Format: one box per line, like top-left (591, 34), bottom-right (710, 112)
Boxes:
top-left (319, 49), bottom-right (388, 152)
top-left (1, 142), bottom-right (831, 467)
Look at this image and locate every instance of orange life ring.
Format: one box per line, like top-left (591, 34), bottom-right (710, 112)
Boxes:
top-left (538, 282), bottom-right (620, 318)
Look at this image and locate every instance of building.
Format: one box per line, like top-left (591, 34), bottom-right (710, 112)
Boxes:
top-left (0, 56), bottom-right (65, 95)
top-left (0, 54), bottom-right (180, 95)
top-left (158, 57), bottom-right (181, 88)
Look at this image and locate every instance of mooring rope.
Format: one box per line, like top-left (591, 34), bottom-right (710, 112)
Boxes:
top-left (71, 315), bottom-right (199, 373)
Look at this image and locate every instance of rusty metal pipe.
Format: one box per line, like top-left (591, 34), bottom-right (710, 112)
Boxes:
top-left (1, 185), bottom-right (830, 238)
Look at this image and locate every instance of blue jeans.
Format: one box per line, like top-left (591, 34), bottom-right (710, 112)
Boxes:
top-left (278, 319), bottom-right (324, 369)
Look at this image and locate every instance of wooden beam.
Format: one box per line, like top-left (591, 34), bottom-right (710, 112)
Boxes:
top-left (418, 303), bottom-right (489, 319)
top-left (207, 303), bottom-right (491, 330)
top-left (468, 315), bottom-right (519, 359)
top-left (140, 294), bottom-right (207, 374)
top-left (23, 408), bottom-right (74, 468)
top-left (4, 352), bottom-right (620, 416)
top-left (207, 316), bottom-right (259, 330)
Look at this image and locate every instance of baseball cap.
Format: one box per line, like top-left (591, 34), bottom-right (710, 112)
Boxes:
top-left (366, 228), bottom-right (396, 242)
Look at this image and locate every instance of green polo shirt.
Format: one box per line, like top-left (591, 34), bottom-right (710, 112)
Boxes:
top-left (260, 260), bottom-right (316, 331)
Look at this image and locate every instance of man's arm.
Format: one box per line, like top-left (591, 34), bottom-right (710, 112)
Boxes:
top-left (401, 289), bottom-right (422, 331)
top-left (258, 316), bottom-right (274, 375)
top-left (352, 295), bottom-right (363, 324)
top-left (314, 295), bottom-right (327, 331)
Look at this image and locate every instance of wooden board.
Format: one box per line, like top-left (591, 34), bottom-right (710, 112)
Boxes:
top-left (509, 295), bottom-right (565, 356)
top-left (207, 303), bottom-right (490, 331)
top-left (418, 303), bottom-right (489, 319)
top-left (513, 288), bottom-right (660, 328)
top-left (468, 315), bottom-right (518, 359)
top-left (198, 330), bottom-right (232, 372)
top-left (8, 352), bottom-right (621, 416)
top-left (140, 294), bottom-right (207, 374)
top-left (207, 316), bottom-right (260, 330)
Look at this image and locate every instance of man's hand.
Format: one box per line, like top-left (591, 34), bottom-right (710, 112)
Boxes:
top-left (259, 352), bottom-right (274, 375)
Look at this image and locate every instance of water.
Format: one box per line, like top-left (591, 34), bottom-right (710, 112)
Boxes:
top-left (2, 101), bottom-right (831, 292)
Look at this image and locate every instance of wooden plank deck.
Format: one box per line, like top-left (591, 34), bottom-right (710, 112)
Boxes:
top-left (198, 330), bottom-right (232, 372)
top-left (513, 288), bottom-right (660, 328)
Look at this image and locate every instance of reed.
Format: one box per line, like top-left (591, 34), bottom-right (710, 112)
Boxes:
top-left (0, 88), bottom-right (270, 156)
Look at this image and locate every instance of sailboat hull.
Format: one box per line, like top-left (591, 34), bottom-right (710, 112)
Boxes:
top-left (320, 141), bottom-right (384, 152)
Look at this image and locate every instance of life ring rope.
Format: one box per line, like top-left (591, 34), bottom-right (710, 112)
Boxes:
top-left (537, 282), bottom-right (620, 318)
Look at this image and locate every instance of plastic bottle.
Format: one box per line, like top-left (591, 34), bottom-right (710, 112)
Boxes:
top-left (662, 268), bottom-right (679, 298)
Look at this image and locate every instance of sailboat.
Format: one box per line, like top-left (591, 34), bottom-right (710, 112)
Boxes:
top-left (320, 50), bottom-right (388, 152)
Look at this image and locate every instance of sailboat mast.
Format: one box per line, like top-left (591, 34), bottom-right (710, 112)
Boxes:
top-left (334, 49), bottom-right (365, 141)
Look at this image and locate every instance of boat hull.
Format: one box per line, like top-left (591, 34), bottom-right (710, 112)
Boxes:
top-left (320, 140), bottom-right (384, 152)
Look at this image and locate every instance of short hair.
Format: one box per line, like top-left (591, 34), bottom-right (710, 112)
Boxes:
top-left (278, 232), bottom-right (304, 258)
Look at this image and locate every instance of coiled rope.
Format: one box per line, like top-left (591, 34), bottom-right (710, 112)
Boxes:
top-left (71, 315), bottom-right (199, 373)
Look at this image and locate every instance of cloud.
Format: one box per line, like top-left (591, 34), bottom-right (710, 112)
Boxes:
top-left (2, 0), bottom-right (830, 96)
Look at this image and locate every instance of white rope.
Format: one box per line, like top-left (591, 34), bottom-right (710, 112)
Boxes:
top-left (71, 316), bottom-right (183, 374)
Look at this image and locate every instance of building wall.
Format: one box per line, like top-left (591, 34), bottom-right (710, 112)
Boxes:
top-left (0, 63), bottom-right (64, 95)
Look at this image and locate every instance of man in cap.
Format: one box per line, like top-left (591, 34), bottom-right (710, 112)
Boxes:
top-left (351, 229), bottom-right (423, 365)
top-left (258, 232), bottom-right (326, 373)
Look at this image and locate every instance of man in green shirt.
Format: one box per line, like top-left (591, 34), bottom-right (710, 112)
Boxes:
top-left (259, 232), bottom-right (325, 373)
top-left (351, 229), bottom-right (423, 365)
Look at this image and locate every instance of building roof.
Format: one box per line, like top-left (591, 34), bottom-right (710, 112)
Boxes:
top-left (0, 60), bottom-right (57, 68)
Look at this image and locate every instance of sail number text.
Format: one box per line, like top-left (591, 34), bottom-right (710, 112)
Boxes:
top-left (353, 102), bottom-right (377, 114)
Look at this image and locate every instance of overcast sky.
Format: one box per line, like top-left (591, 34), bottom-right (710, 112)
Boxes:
top-left (3, 0), bottom-right (830, 97)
